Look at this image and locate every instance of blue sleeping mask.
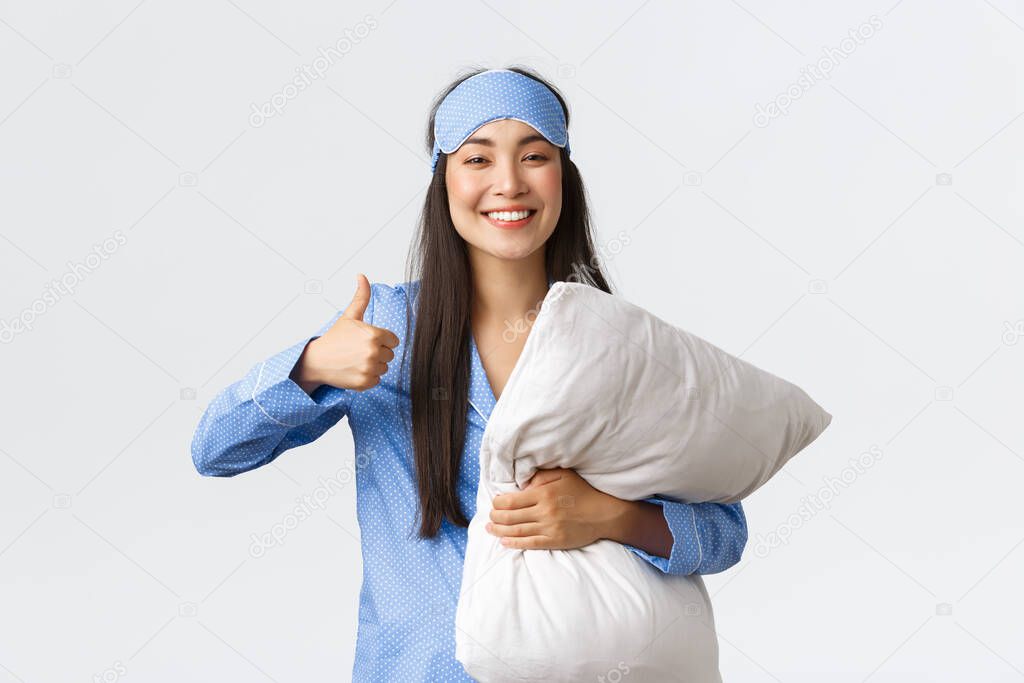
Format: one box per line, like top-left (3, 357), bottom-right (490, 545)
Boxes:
top-left (431, 68), bottom-right (570, 174)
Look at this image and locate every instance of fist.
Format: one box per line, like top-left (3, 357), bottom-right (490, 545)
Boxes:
top-left (298, 273), bottom-right (400, 391)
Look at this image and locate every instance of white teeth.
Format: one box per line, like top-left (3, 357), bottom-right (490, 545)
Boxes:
top-left (486, 210), bottom-right (532, 221)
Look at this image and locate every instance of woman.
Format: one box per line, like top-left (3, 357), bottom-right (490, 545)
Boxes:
top-left (191, 65), bottom-right (747, 682)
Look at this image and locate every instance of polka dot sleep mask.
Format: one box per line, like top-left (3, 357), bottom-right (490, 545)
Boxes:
top-left (430, 68), bottom-right (570, 173)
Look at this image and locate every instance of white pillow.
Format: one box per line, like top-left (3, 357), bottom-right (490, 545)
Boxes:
top-left (455, 281), bottom-right (831, 682)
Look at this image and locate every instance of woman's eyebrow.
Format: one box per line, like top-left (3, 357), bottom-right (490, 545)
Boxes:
top-left (462, 134), bottom-right (549, 147)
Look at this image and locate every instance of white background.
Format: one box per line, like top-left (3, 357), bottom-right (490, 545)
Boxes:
top-left (1, 1), bottom-right (1022, 681)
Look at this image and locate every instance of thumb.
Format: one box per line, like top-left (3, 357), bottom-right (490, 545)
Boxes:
top-left (343, 273), bottom-right (371, 321)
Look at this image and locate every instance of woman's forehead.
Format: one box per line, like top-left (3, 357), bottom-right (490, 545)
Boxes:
top-left (469, 119), bottom-right (543, 140)
top-left (460, 119), bottom-right (553, 149)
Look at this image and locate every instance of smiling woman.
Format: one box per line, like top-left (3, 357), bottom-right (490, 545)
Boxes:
top-left (190, 65), bottom-right (747, 682)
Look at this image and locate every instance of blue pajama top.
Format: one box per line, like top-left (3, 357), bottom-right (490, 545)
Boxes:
top-left (191, 279), bottom-right (748, 682)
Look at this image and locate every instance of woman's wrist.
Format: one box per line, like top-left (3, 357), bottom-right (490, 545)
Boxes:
top-left (603, 497), bottom-right (672, 559)
top-left (290, 338), bottom-right (324, 395)
top-left (598, 494), bottom-right (634, 543)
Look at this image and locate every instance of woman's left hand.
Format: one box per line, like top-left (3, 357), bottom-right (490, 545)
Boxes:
top-left (486, 467), bottom-right (625, 550)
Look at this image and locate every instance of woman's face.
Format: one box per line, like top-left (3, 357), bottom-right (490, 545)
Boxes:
top-left (445, 118), bottom-right (562, 263)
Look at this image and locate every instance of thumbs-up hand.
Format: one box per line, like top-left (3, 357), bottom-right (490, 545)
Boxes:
top-left (291, 274), bottom-right (400, 393)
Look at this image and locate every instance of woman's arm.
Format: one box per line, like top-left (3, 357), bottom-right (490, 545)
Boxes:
top-left (190, 305), bottom-right (364, 477)
top-left (488, 468), bottom-right (748, 576)
top-left (609, 497), bottom-right (748, 576)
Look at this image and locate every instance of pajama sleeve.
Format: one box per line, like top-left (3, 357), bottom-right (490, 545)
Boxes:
top-left (623, 498), bottom-right (747, 576)
top-left (190, 296), bottom-right (373, 477)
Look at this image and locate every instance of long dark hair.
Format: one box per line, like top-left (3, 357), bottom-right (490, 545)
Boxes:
top-left (396, 65), bottom-right (613, 538)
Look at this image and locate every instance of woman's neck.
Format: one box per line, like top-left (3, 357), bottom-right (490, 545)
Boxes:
top-left (468, 250), bottom-right (549, 327)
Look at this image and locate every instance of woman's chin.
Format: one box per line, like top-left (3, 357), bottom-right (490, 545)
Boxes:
top-left (488, 240), bottom-right (542, 262)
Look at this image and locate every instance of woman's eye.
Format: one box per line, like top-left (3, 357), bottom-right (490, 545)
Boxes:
top-left (464, 154), bottom-right (546, 165)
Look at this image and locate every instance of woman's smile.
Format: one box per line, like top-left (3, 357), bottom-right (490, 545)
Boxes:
top-left (481, 207), bottom-right (537, 230)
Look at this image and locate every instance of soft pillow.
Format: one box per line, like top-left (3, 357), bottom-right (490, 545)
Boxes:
top-left (455, 281), bottom-right (831, 682)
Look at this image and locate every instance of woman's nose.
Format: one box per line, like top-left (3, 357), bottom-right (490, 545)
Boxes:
top-left (493, 157), bottom-right (527, 195)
